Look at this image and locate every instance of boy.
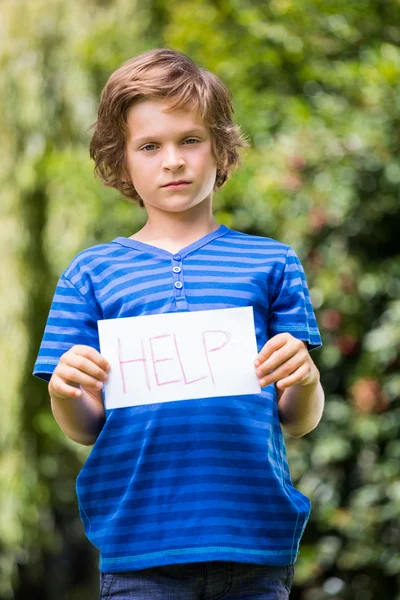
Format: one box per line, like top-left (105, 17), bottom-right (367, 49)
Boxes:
top-left (34, 49), bottom-right (324, 599)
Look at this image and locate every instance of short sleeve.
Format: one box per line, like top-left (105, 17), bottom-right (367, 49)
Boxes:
top-left (33, 275), bottom-right (101, 382)
top-left (268, 247), bottom-right (322, 351)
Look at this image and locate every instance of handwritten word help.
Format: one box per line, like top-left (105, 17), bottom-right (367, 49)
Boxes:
top-left (98, 307), bottom-right (260, 409)
top-left (118, 330), bottom-right (230, 393)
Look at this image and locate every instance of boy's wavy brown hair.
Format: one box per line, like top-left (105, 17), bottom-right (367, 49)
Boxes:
top-left (89, 48), bottom-right (247, 204)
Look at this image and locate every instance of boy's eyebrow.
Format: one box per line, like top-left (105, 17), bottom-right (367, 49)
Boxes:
top-left (131, 129), bottom-right (207, 144)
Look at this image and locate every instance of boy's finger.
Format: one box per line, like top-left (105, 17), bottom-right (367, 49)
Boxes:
top-left (50, 375), bottom-right (83, 399)
top-left (254, 334), bottom-right (289, 367)
top-left (255, 337), bottom-right (298, 374)
top-left (72, 346), bottom-right (110, 371)
top-left (258, 355), bottom-right (302, 387)
top-left (57, 365), bottom-right (106, 391)
top-left (65, 354), bottom-right (109, 382)
top-left (256, 350), bottom-right (303, 377)
top-left (276, 365), bottom-right (309, 390)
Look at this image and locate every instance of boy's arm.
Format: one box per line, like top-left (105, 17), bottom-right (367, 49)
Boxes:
top-left (275, 366), bottom-right (324, 438)
top-left (50, 386), bottom-right (106, 446)
top-left (255, 333), bottom-right (325, 438)
top-left (49, 345), bottom-right (109, 446)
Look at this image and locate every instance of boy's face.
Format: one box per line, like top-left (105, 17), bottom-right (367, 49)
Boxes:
top-left (125, 99), bottom-right (217, 215)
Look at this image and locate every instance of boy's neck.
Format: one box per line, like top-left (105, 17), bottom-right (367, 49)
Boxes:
top-left (130, 206), bottom-right (219, 253)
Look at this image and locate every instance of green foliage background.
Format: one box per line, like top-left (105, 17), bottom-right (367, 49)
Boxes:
top-left (1, 0), bottom-right (400, 598)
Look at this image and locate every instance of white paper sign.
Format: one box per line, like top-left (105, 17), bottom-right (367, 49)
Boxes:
top-left (98, 306), bottom-right (261, 409)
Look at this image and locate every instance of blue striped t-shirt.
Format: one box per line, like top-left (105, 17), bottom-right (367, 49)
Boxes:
top-left (33, 225), bottom-right (322, 572)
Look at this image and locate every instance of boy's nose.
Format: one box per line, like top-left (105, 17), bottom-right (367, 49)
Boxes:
top-left (162, 148), bottom-right (185, 171)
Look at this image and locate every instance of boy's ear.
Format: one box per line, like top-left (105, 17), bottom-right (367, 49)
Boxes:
top-left (120, 165), bottom-right (131, 184)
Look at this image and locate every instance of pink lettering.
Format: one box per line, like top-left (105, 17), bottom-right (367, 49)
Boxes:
top-left (117, 328), bottom-right (233, 394)
top-left (173, 333), bottom-right (208, 385)
top-left (202, 330), bottom-right (231, 386)
top-left (149, 334), bottom-right (183, 386)
top-left (118, 337), bottom-right (150, 393)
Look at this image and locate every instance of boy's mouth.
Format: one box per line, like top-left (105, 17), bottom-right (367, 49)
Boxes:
top-left (162, 180), bottom-right (191, 188)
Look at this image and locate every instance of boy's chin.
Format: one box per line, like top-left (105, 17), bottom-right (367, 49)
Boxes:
top-left (145, 197), bottom-right (211, 213)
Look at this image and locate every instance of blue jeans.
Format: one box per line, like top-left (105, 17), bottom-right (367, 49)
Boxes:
top-left (99, 561), bottom-right (294, 599)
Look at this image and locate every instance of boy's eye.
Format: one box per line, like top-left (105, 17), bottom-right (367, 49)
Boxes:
top-left (140, 139), bottom-right (199, 151)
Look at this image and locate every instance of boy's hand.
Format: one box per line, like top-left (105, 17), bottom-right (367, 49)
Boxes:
top-left (254, 333), bottom-right (318, 391)
top-left (49, 345), bottom-right (110, 400)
